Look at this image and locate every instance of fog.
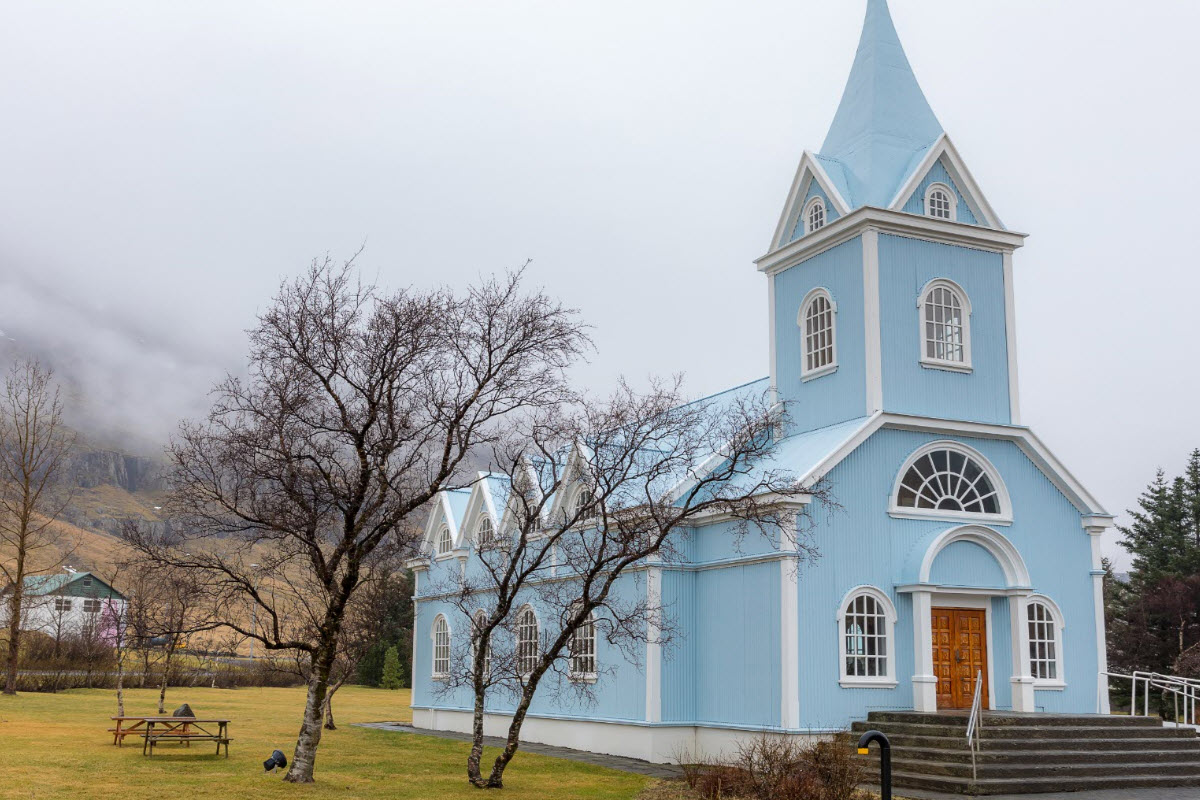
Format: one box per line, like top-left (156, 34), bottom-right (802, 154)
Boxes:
top-left (2, 0), bottom-right (1198, 566)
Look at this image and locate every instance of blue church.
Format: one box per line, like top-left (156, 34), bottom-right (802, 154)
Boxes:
top-left (410, 0), bottom-right (1114, 762)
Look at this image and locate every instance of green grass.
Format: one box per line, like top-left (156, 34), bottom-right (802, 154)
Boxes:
top-left (0, 686), bottom-right (649, 800)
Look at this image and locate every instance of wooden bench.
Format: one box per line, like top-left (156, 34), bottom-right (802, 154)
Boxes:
top-left (139, 717), bottom-right (232, 757)
top-left (108, 717), bottom-right (151, 746)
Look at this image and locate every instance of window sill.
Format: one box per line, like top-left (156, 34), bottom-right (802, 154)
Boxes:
top-left (839, 679), bottom-right (898, 689)
top-left (1034, 680), bottom-right (1066, 691)
top-left (432, 674), bottom-right (449, 682)
top-left (887, 508), bottom-right (1012, 527)
top-left (920, 359), bottom-right (973, 374)
top-left (802, 364), bottom-right (838, 383)
top-left (569, 674), bottom-right (598, 685)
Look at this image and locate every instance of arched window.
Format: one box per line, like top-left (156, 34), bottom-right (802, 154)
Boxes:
top-left (573, 487), bottom-right (594, 519)
top-left (805, 197), bottom-right (826, 234)
top-left (925, 183), bottom-right (957, 221)
top-left (892, 442), bottom-right (1010, 521)
top-left (436, 525), bottom-right (453, 555)
top-left (918, 279), bottom-right (971, 369)
top-left (515, 605), bottom-right (539, 676)
top-left (799, 288), bottom-right (837, 379)
top-left (476, 516), bottom-right (495, 547)
top-left (472, 609), bottom-right (491, 677)
top-left (569, 606), bottom-right (597, 680)
top-left (1027, 597), bottom-right (1065, 686)
top-left (432, 615), bottom-right (450, 678)
top-left (837, 587), bottom-right (897, 687)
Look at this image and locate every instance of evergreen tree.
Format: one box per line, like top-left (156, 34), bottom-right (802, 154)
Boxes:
top-left (380, 646), bottom-right (403, 690)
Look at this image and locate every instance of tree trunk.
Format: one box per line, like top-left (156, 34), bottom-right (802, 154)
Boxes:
top-left (323, 695), bottom-right (336, 731)
top-left (483, 681), bottom-right (540, 788)
top-left (2, 552), bottom-right (26, 695)
top-left (285, 644), bottom-right (336, 783)
top-left (115, 646), bottom-right (125, 717)
top-left (157, 646), bottom-right (174, 714)
top-left (467, 680), bottom-right (489, 785)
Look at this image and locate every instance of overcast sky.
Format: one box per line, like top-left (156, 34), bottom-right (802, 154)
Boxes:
top-left (2, 0), bottom-right (1198, 566)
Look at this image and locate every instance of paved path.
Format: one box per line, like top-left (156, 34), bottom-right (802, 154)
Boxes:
top-left (355, 722), bottom-right (684, 779)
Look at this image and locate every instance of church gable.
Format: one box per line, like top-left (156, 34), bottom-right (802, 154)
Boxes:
top-left (770, 153), bottom-right (850, 251)
top-left (783, 177), bottom-right (841, 244)
top-left (889, 135), bottom-right (1004, 229)
top-left (897, 156), bottom-right (979, 225)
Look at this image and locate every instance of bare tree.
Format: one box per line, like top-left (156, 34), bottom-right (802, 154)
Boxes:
top-left (0, 360), bottom-right (76, 696)
top-left (123, 258), bottom-right (587, 783)
top-left (427, 379), bottom-right (828, 788)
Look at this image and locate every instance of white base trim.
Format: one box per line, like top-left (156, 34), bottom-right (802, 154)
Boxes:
top-left (411, 708), bottom-right (828, 764)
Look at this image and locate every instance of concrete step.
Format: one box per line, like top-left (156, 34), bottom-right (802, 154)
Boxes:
top-left (866, 710), bottom-right (1166, 728)
top-left (887, 745), bottom-right (1200, 765)
top-left (878, 770), bottom-right (1200, 796)
top-left (856, 732), bottom-right (1200, 752)
top-left (862, 756), bottom-right (1200, 781)
top-left (850, 720), bottom-right (1199, 740)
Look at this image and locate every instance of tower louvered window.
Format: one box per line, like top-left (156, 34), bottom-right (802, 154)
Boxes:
top-left (923, 284), bottom-right (967, 364)
top-left (806, 197), bottom-right (826, 233)
top-left (801, 290), bottom-right (836, 376)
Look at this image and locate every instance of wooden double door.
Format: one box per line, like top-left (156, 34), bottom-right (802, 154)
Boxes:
top-left (932, 607), bottom-right (989, 709)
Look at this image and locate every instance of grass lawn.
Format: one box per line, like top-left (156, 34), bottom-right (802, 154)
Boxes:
top-left (0, 686), bottom-right (649, 800)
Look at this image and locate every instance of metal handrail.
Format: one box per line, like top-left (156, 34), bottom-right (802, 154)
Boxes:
top-left (1100, 670), bottom-right (1200, 724)
top-left (965, 669), bottom-right (984, 784)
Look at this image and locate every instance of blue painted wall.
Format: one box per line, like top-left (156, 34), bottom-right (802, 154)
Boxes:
top-left (877, 234), bottom-right (1011, 424)
top-left (774, 236), bottom-right (867, 431)
top-left (796, 427), bottom-right (1098, 728)
top-left (928, 541), bottom-right (1008, 589)
top-left (899, 158), bottom-right (980, 225)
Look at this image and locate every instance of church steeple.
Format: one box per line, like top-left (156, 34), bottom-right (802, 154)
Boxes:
top-left (818, 0), bottom-right (943, 209)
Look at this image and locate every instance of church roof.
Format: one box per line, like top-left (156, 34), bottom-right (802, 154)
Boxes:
top-left (818, 0), bottom-right (943, 210)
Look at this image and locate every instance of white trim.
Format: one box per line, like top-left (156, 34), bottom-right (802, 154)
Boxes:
top-left (515, 603), bottom-right (540, 678)
top-left (1002, 251), bottom-right (1021, 424)
top-left (431, 613), bottom-right (451, 680)
top-left (862, 230), bottom-right (883, 413)
top-left (769, 151), bottom-right (852, 251)
top-left (836, 585), bottom-right (898, 688)
top-left (917, 277), bottom-right (973, 372)
top-left (887, 134), bottom-right (1005, 230)
top-left (768, 273), bottom-right (778, 407)
top-left (889, 440), bottom-right (1013, 524)
top-left (924, 182), bottom-right (958, 221)
top-left (1026, 593), bottom-right (1067, 690)
top-left (798, 286), bottom-right (838, 381)
top-left (780, 552), bottom-right (800, 728)
top-left (917, 525), bottom-right (1031, 588)
top-left (757, 205), bottom-right (1026, 277)
top-left (645, 567), bottom-right (662, 724)
top-left (911, 589), bottom-right (937, 711)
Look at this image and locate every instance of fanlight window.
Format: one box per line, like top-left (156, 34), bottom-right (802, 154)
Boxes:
top-left (921, 282), bottom-right (969, 365)
top-left (896, 448), bottom-right (1001, 515)
top-left (806, 197), bottom-right (826, 234)
top-left (436, 525), bottom-right (453, 555)
top-left (476, 516), bottom-right (495, 547)
top-left (569, 608), bottom-right (597, 679)
top-left (1028, 601), bottom-right (1059, 681)
top-left (516, 606), bottom-right (539, 676)
top-left (432, 615), bottom-right (450, 678)
top-left (802, 290), bottom-right (836, 375)
top-left (925, 184), bottom-right (955, 220)
top-left (843, 593), bottom-right (888, 679)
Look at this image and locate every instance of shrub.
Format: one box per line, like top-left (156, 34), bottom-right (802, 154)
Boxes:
top-left (677, 733), bottom-right (866, 800)
top-left (380, 645), bottom-right (403, 689)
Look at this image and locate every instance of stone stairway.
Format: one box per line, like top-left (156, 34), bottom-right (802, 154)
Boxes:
top-left (851, 711), bottom-right (1200, 795)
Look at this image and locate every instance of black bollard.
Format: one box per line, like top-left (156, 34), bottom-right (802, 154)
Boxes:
top-left (857, 729), bottom-right (891, 800)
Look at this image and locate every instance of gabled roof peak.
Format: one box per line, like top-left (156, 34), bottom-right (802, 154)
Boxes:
top-left (819, 0), bottom-right (943, 209)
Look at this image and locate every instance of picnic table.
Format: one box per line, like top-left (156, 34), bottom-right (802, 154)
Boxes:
top-left (109, 716), bottom-right (232, 757)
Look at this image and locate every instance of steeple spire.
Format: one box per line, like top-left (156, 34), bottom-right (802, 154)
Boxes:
top-left (818, 0), bottom-right (943, 209)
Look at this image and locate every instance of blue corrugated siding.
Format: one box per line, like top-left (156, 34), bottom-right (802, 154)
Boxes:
top-left (899, 158), bottom-right (979, 225)
top-left (990, 596), bottom-right (1014, 710)
top-left (798, 427), bottom-right (1098, 728)
top-left (775, 236), bottom-right (867, 431)
top-left (661, 569), bottom-right (696, 723)
top-left (694, 562), bottom-right (781, 727)
top-left (878, 234), bottom-right (1011, 424)
top-left (929, 541), bottom-right (1008, 589)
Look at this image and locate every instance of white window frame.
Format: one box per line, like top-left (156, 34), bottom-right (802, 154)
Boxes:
top-left (804, 196), bottom-right (827, 235)
top-left (837, 586), bottom-right (898, 688)
top-left (798, 287), bottom-right (838, 381)
top-left (888, 440), bottom-right (1013, 525)
top-left (571, 486), bottom-right (594, 521)
top-left (924, 182), bottom-right (957, 221)
top-left (435, 525), bottom-right (454, 557)
top-left (431, 614), bottom-right (451, 679)
top-left (472, 609), bottom-right (492, 677)
top-left (568, 606), bottom-right (598, 683)
top-left (515, 604), bottom-right (539, 677)
top-left (82, 598), bottom-right (102, 614)
top-left (1027, 595), bottom-right (1066, 689)
top-left (917, 278), bottom-right (972, 372)
top-left (475, 515), bottom-right (495, 548)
